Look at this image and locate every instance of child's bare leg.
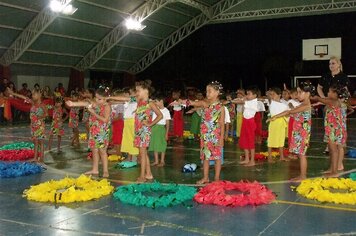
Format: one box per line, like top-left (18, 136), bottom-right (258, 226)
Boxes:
top-left (325, 143), bottom-right (339, 177)
top-left (197, 160), bottom-right (210, 184)
top-left (37, 141), bottom-right (44, 163)
top-left (158, 152), bottom-right (166, 167)
top-left (33, 140), bottom-right (38, 162)
top-left (240, 149), bottom-right (250, 164)
top-left (137, 148), bottom-right (147, 182)
top-left (267, 147), bottom-right (274, 163)
top-left (99, 148), bottom-right (109, 178)
top-left (57, 135), bottom-right (62, 152)
top-left (151, 152), bottom-right (159, 165)
top-left (85, 148), bottom-right (99, 175)
top-left (245, 149), bottom-right (256, 166)
top-left (214, 159), bottom-right (221, 181)
top-left (280, 147), bottom-right (289, 161)
top-left (48, 135), bottom-right (53, 151)
top-left (290, 154), bottom-right (307, 182)
top-left (337, 145), bottom-right (344, 171)
top-left (115, 144), bottom-right (122, 156)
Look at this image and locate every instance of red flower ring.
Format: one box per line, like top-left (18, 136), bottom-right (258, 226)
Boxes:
top-left (194, 181), bottom-right (276, 207)
top-left (0, 150), bottom-right (35, 161)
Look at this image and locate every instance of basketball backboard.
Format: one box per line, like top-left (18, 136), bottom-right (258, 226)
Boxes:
top-left (302, 37), bottom-right (341, 60)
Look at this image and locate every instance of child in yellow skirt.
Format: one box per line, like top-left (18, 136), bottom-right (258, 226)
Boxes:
top-left (235, 89), bottom-right (245, 138)
top-left (121, 87), bottom-right (139, 161)
top-left (267, 87), bottom-right (289, 162)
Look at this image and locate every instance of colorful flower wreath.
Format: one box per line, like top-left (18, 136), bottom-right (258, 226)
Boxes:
top-left (23, 175), bottom-right (114, 203)
top-left (0, 149), bottom-right (35, 161)
top-left (194, 181), bottom-right (276, 207)
top-left (0, 161), bottom-right (44, 178)
top-left (108, 155), bottom-right (125, 162)
top-left (113, 182), bottom-right (197, 208)
top-left (296, 178), bottom-right (356, 205)
top-left (0, 142), bottom-right (34, 150)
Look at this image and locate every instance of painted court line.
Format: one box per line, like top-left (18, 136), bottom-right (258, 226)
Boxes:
top-left (274, 200), bottom-right (356, 212)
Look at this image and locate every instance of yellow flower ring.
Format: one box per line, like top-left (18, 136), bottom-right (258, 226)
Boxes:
top-left (296, 178), bottom-right (356, 205)
top-left (23, 175), bottom-right (114, 203)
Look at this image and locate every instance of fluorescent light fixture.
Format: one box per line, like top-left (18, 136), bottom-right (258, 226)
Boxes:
top-left (124, 18), bottom-right (146, 31)
top-left (49, 0), bottom-right (77, 15)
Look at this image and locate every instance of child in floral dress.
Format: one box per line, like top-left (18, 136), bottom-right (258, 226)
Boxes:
top-left (48, 97), bottom-right (68, 152)
top-left (66, 88), bottom-right (112, 177)
top-left (81, 89), bottom-right (95, 144)
top-left (109, 81), bottom-right (163, 182)
top-left (9, 88), bottom-right (47, 163)
top-left (269, 83), bottom-right (314, 181)
top-left (68, 93), bottom-right (80, 147)
top-left (312, 85), bottom-right (347, 177)
top-left (174, 81), bottom-right (225, 184)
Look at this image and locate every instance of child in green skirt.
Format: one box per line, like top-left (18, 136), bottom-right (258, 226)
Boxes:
top-left (149, 94), bottom-right (171, 167)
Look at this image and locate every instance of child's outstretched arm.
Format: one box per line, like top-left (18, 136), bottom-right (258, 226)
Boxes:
top-left (107, 95), bottom-right (130, 102)
top-left (66, 100), bottom-right (90, 107)
top-left (7, 88), bottom-right (31, 103)
top-left (267, 103), bottom-right (310, 122)
top-left (311, 96), bottom-right (336, 107)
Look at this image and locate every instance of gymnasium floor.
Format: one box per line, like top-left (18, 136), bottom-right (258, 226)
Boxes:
top-left (0, 119), bottom-right (355, 236)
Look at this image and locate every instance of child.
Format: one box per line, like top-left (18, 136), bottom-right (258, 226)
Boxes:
top-left (287, 88), bottom-right (301, 158)
top-left (267, 87), bottom-right (290, 162)
top-left (109, 90), bottom-right (125, 156)
top-left (48, 97), bottom-right (68, 152)
top-left (110, 81), bottom-right (163, 182)
top-left (171, 90), bottom-right (184, 142)
top-left (81, 89), bottom-right (95, 144)
top-left (268, 83), bottom-right (314, 181)
top-left (9, 88), bottom-right (47, 163)
top-left (255, 90), bottom-right (265, 144)
top-left (68, 92), bottom-right (80, 147)
top-left (312, 85), bottom-right (347, 177)
top-left (121, 87), bottom-right (139, 160)
top-left (233, 87), bottom-right (258, 166)
top-left (225, 93), bottom-right (236, 140)
top-left (235, 89), bottom-right (245, 138)
top-left (149, 94), bottom-right (171, 167)
top-left (175, 81), bottom-right (225, 184)
top-left (189, 92), bottom-right (204, 141)
top-left (66, 88), bottom-right (112, 177)
top-left (0, 92), bottom-right (4, 124)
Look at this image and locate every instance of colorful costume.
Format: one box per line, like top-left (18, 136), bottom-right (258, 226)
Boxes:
top-left (267, 101), bottom-right (289, 148)
top-left (149, 107), bottom-right (171, 152)
top-left (173, 104), bottom-right (184, 137)
top-left (289, 110), bottom-right (312, 155)
top-left (50, 106), bottom-right (64, 136)
top-left (200, 102), bottom-right (223, 160)
top-left (68, 107), bottom-right (80, 128)
top-left (111, 104), bottom-right (124, 145)
top-left (30, 104), bottom-right (46, 140)
top-left (88, 104), bottom-right (110, 149)
top-left (324, 105), bottom-right (345, 145)
top-left (121, 98), bottom-right (139, 155)
top-left (239, 99), bottom-right (258, 149)
top-left (134, 100), bottom-right (152, 148)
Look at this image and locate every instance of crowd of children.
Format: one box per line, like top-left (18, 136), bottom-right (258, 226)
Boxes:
top-left (6, 72), bottom-right (353, 183)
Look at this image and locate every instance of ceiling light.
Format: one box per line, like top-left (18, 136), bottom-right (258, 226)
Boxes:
top-left (49, 0), bottom-right (77, 15)
top-left (124, 18), bottom-right (146, 31)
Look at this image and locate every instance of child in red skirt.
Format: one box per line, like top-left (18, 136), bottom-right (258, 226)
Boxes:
top-left (233, 87), bottom-right (258, 166)
top-left (171, 90), bottom-right (184, 142)
top-left (110, 90), bottom-right (125, 156)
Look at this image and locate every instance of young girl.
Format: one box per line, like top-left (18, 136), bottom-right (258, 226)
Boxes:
top-left (9, 88), bottom-right (47, 163)
top-left (171, 90), bottom-right (184, 142)
top-left (255, 90), bottom-right (265, 144)
top-left (189, 92), bottom-right (204, 141)
top-left (149, 94), bottom-right (171, 167)
top-left (268, 83), bottom-right (314, 181)
top-left (110, 81), bottom-right (163, 182)
top-left (81, 89), bottom-right (95, 144)
top-left (312, 85), bottom-right (347, 177)
top-left (233, 87), bottom-right (258, 166)
top-left (48, 97), bottom-right (68, 152)
top-left (121, 87), bottom-right (139, 160)
top-left (109, 90), bottom-right (125, 156)
top-left (287, 88), bottom-right (301, 158)
top-left (225, 93), bottom-right (236, 140)
top-left (235, 89), bottom-right (245, 138)
top-left (68, 93), bottom-right (80, 147)
top-left (175, 81), bottom-right (225, 184)
top-left (267, 87), bottom-right (290, 162)
top-left (66, 88), bottom-right (112, 177)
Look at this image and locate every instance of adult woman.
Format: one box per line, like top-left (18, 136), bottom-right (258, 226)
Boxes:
top-left (317, 56), bottom-right (349, 98)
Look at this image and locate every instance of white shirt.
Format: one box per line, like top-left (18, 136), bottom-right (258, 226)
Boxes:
top-left (280, 99), bottom-right (289, 106)
top-left (269, 100), bottom-right (289, 116)
top-left (224, 106), bottom-right (230, 124)
top-left (257, 101), bottom-right (266, 112)
top-left (288, 99), bottom-right (301, 108)
top-left (173, 102), bottom-right (183, 111)
top-left (111, 104), bottom-right (124, 116)
top-left (243, 98), bottom-right (258, 119)
top-left (236, 104), bottom-right (243, 113)
top-left (152, 107), bottom-right (171, 125)
top-left (123, 101), bottom-right (137, 119)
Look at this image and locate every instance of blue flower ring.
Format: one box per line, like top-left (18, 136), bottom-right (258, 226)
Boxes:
top-left (113, 182), bottom-right (197, 208)
top-left (0, 161), bottom-right (44, 178)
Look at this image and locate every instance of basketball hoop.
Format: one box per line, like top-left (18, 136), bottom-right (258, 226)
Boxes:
top-left (317, 53), bottom-right (326, 58)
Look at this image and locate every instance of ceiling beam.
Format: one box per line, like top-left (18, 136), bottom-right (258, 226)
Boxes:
top-left (211, 0), bottom-right (356, 23)
top-left (128, 0), bottom-right (246, 74)
top-left (0, 5), bottom-right (59, 66)
top-left (75, 0), bottom-right (170, 71)
top-left (176, 0), bottom-right (211, 17)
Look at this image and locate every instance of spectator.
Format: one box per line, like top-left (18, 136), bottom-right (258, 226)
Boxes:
top-left (19, 83), bottom-right (32, 97)
top-left (58, 83), bottom-right (66, 96)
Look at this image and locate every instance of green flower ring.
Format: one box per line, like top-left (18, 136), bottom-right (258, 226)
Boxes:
top-left (113, 182), bottom-right (197, 208)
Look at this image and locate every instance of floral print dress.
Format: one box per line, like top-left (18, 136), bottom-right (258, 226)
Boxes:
top-left (289, 110), bottom-right (311, 155)
top-left (50, 106), bottom-right (64, 136)
top-left (134, 100), bottom-right (152, 148)
top-left (30, 104), bottom-right (46, 140)
top-left (200, 102), bottom-right (223, 160)
top-left (68, 107), bottom-right (80, 128)
top-left (82, 108), bottom-right (90, 124)
top-left (88, 104), bottom-right (110, 149)
top-left (324, 105), bottom-right (344, 145)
